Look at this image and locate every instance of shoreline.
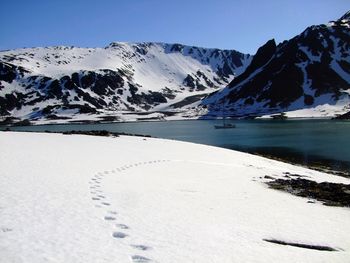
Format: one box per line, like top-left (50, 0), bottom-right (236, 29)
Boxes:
top-left (232, 148), bottom-right (350, 179)
top-left (0, 115), bottom-right (342, 128)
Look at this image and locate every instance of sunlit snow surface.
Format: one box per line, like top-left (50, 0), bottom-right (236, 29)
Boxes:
top-left (0, 132), bottom-right (349, 262)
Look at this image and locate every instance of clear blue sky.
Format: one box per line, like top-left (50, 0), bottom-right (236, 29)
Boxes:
top-left (1, 0), bottom-right (349, 54)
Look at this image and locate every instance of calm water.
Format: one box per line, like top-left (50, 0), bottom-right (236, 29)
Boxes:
top-left (2, 119), bottom-right (350, 172)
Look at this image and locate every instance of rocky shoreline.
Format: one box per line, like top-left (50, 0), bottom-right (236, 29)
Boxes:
top-left (266, 173), bottom-right (350, 207)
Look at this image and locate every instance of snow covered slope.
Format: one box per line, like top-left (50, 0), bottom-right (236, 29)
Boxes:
top-left (202, 11), bottom-right (350, 118)
top-left (0, 132), bottom-right (349, 262)
top-left (0, 42), bottom-right (251, 123)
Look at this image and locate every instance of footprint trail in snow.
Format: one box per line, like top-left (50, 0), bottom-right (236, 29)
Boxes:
top-left (89, 159), bottom-right (171, 262)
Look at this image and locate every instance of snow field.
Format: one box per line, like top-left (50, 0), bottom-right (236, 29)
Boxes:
top-left (0, 132), bottom-right (349, 262)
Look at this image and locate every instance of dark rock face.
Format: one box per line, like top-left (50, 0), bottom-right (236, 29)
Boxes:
top-left (183, 71), bottom-right (217, 92)
top-left (183, 74), bottom-right (196, 89)
top-left (225, 43), bottom-right (304, 108)
top-left (87, 70), bottom-right (124, 96)
top-left (0, 93), bottom-right (25, 115)
top-left (0, 62), bottom-right (31, 115)
top-left (227, 39), bottom-right (277, 89)
top-left (170, 43), bottom-right (185, 53)
top-left (203, 12), bottom-right (350, 116)
top-left (47, 79), bottom-right (63, 99)
top-left (127, 89), bottom-right (167, 110)
top-left (0, 62), bottom-right (29, 83)
top-left (0, 63), bottom-right (17, 83)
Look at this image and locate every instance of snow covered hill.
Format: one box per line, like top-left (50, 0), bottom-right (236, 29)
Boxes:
top-left (0, 42), bottom-right (251, 123)
top-left (202, 11), bottom-right (350, 118)
top-left (1, 132), bottom-right (349, 262)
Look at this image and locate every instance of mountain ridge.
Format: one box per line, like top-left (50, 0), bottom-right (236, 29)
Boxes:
top-left (0, 42), bottom-right (251, 123)
top-left (201, 11), bottom-right (350, 118)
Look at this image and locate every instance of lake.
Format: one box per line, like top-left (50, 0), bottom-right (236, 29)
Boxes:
top-left (2, 119), bottom-right (350, 173)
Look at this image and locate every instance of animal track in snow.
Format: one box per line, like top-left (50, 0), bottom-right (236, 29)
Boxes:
top-left (131, 244), bottom-right (151, 251)
top-left (116, 224), bottom-right (129, 229)
top-left (109, 211), bottom-right (118, 215)
top-left (112, 232), bottom-right (128, 238)
top-left (104, 216), bottom-right (116, 221)
top-left (1, 227), bottom-right (13, 233)
top-left (131, 255), bottom-right (151, 262)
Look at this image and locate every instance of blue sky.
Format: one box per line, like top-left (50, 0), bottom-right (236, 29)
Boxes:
top-left (1, 0), bottom-right (349, 54)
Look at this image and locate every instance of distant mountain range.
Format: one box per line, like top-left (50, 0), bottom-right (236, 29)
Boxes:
top-left (0, 42), bottom-right (251, 123)
top-left (0, 11), bottom-right (349, 124)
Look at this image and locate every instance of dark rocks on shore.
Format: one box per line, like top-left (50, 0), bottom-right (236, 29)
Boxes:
top-left (333, 111), bottom-right (350, 120)
top-left (271, 112), bottom-right (288, 120)
top-left (62, 130), bottom-right (152, 138)
top-left (0, 118), bottom-right (32, 126)
top-left (266, 177), bottom-right (350, 207)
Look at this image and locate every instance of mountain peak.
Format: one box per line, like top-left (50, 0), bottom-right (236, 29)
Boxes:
top-left (339, 10), bottom-right (350, 21)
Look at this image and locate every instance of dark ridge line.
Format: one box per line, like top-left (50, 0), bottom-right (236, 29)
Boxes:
top-left (263, 239), bottom-right (340, 251)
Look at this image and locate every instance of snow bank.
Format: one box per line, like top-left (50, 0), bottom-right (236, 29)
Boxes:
top-left (0, 132), bottom-right (349, 262)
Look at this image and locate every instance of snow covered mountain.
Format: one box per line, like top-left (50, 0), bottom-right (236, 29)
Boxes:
top-left (202, 11), bottom-right (350, 118)
top-left (2, 11), bottom-right (349, 124)
top-left (0, 42), bottom-right (251, 123)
